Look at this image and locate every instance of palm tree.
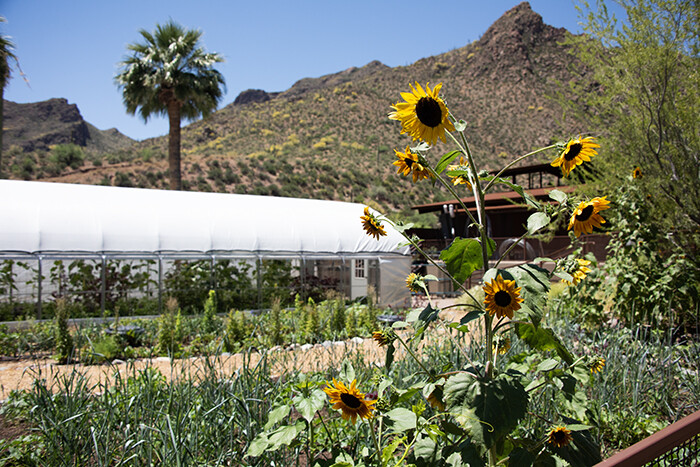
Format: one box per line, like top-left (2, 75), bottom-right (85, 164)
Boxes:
top-left (0, 17), bottom-right (23, 178)
top-left (115, 20), bottom-right (225, 190)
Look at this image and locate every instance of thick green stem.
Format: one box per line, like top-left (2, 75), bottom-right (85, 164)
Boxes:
top-left (368, 418), bottom-right (382, 466)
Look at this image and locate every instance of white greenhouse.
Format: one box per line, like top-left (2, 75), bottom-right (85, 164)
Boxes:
top-left (0, 180), bottom-right (411, 320)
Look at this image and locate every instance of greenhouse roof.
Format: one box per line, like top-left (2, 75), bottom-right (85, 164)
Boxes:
top-left (0, 180), bottom-right (410, 258)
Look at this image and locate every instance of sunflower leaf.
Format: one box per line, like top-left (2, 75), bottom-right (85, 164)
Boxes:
top-left (515, 323), bottom-right (574, 365)
top-left (440, 237), bottom-right (495, 284)
top-left (265, 405), bottom-right (291, 430)
top-left (436, 150), bottom-right (463, 174)
top-left (444, 372), bottom-right (528, 449)
top-left (506, 263), bottom-right (551, 313)
top-left (527, 212), bottom-right (551, 234)
top-left (383, 407), bottom-right (417, 434)
top-left (245, 433), bottom-right (269, 458)
top-left (548, 189), bottom-right (568, 204)
top-left (460, 309), bottom-right (483, 326)
top-left (294, 389), bottom-right (326, 423)
top-left (385, 341), bottom-right (395, 371)
top-left (339, 359), bottom-right (355, 384)
top-left (266, 421), bottom-right (306, 451)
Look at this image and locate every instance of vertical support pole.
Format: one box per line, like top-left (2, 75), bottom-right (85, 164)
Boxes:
top-left (300, 256), bottom-right (306, 301)
top-left (210, 254), bottom-right (215, 292)
top-left (101, 255), bottom-right (107, 317)
top-left (158, 255), bottom-right (163, 315)
top-left (256, 256), bottom-right (262, 311)
top-left (37, 256), bottom-right (43, 320)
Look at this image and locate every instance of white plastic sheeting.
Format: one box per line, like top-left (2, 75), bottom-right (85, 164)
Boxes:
top-left (0, 180), bottom-right (409, 257)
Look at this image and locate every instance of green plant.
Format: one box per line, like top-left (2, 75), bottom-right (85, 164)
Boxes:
top-left (156, 297), bottom-right (183, 356)
top-left (53, 298), bottom-right (73, 364)
top-left (201, 289), bottom-right (218, 334)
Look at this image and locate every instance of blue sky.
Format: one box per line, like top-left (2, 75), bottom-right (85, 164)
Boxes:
top-left (2, 0), bottom-right (624, 141)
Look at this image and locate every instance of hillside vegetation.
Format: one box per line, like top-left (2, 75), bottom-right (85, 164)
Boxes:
top-left (2, 3), bottom-right (590, 221)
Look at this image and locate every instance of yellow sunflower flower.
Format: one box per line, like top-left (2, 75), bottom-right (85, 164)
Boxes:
top-left (447, 156), bottom-right (473, 190)
top-left (548, 426), bottom-right (573, 448)
top-left (589, 357), bottom-right (606, 374)
top-left (323, 378), bottom-right (377, 424)
top-left (551, 136), bottom-right (600, 177)
top-left (372, 328), bottom-right (396, 347)
top-left (633, 167), bottom-right (643, 179)
top-left (568, 197), bottom-right (611, 237)
top-left (562, 258), bottom-right (592, 286)
top-left (493, 336), bottom-right (512, 355)
top-left (405, 272), bottom-right (425, 293)
top-left (393, 146), bottom-right (431, 182)
top-left (389, 82), bottom-right (456, 146)
top-left (483, 275), bottom-right (524, 319)
top-left (361, 207), bottom-right (387, 240)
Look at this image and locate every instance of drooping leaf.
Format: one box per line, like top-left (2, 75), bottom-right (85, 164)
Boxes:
top-left (339, 359), bottom-right (355, 383)
top-left (527, 212), bottom-right (551, 234)
top-left (516, 323), bottom-right (574, 365)
top-left (385, 341), bottom-right (395, 371)
top-left (506, 263), bottom-right (551, 318)
top-left (245, 433), bottom-right (269, 458)
top-left (443, 372), bottom-right (528, 449)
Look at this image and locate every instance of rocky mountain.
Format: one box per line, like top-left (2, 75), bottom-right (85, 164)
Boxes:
top-left (2, 98), bottom-right (134, 153)
top-left (1, 2), bottom-right (594, 221)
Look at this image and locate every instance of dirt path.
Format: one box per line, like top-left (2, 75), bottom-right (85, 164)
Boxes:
top-left (0, 299), bottom-right (470, 400)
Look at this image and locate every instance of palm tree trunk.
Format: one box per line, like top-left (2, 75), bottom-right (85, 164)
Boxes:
top-left (0, 87), bottom-right (4, 179)
top-left (167, 101), bottom-right (182, 190)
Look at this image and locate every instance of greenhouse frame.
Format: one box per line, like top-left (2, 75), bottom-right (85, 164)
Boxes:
top-left (0, 180), bottom-right (411, 320)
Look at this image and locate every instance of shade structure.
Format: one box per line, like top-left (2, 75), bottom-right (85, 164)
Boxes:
top-left (0, 180), bottom-right (409, 257)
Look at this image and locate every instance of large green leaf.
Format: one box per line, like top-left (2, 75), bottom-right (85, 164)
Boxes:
top-left (506, 263), bottom-right (551, 323)
top-left (527, 212), bottom-right (551, 234)
top-left (440, 237), bottom-right (496, 284)
top-left (264, 404), bottom-right (291, 430)
top-left (383, 407), bottom-right (417, 434)
top-left (443, 372), bottom-right (528, 449)
top-left (294, 388), bottom-right (326, 423)
top-left (515, 323), bottom-right (574, 365)
top-left (266, 421), bottom-right (306, 451)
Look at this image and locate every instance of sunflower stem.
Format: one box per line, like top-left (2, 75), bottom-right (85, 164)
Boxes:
top-left (367, 417), bottom-right (382, 466)
top-left (395, 332), bottom-right (435, 382)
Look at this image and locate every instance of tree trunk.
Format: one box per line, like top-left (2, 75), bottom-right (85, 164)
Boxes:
top-left (167, 101), bottom-right (182, 190)
top-left (0, 87), bottom-right (4, 179)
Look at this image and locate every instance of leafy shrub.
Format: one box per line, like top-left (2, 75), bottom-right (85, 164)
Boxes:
top-left (53, 298), bottom-right (73, 364)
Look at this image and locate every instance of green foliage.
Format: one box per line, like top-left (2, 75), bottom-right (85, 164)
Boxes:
top-left (568, 0), bottom-right (700, 248)
top-left (561, 181), bottom-right (700, 329)
top-left (156, 297), bottom-right (183, 356)
top-left (48, 143), bottom-right (85, 171)
top-left (223, 309), bottom-right (250, 352)
top-left (201, 289), bottom-right (218, 334)
top-left (53, 298), bottom-right (73, 364)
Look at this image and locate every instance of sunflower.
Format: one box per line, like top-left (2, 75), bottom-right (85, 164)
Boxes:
top-left (447, 156), bottom-right (473, 190)
top-left (323, 378), bottom-right (377, 423)
top-left (361, 207), bottom-right (387, 240)
top-left (426, 386), bottom-right (446, 412)
top-left (493, 335), bottom-right (512, 355)
top-left (483, 275), bottom-right (524, 319)
top-left (589, 356), bottom-right (606, 374)
top-left (633, 166), bottom-right (643, 179)
top-left (548, 426), bottom-right (573, 448)
top-left (393, 146), bottom-right (431, 182)
top-left (405, 272), bottom-right (425, 293)
top-left (551, 136), bottom-right (600, 177)
top-left (563, 258), bottom-right (592, 286)
top-left (372, 328), bottom-right (396, 347)
top-left (389, 82), bottom-right (456, 146)
top-left (568, 197), bottom-right (611, 237)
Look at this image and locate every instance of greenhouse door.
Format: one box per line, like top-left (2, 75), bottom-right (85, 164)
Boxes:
top-left (351, 259), bottom-right (368, 300)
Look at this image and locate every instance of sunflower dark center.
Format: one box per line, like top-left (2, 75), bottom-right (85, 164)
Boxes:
top-left (340, 392), bottom-right (362, 409)
top-left (553, 431), bottom-right (567, 442)
top-left (405, 158), bottom-right (414, 168)
top-left (415, 97), bottom-right (443, 128)
top-left (564, 142), bottom-right (583, 161)
top-left (575, 204), bottom-right (594, 222)
top-left (494, 290), bottom-right (512, 307)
